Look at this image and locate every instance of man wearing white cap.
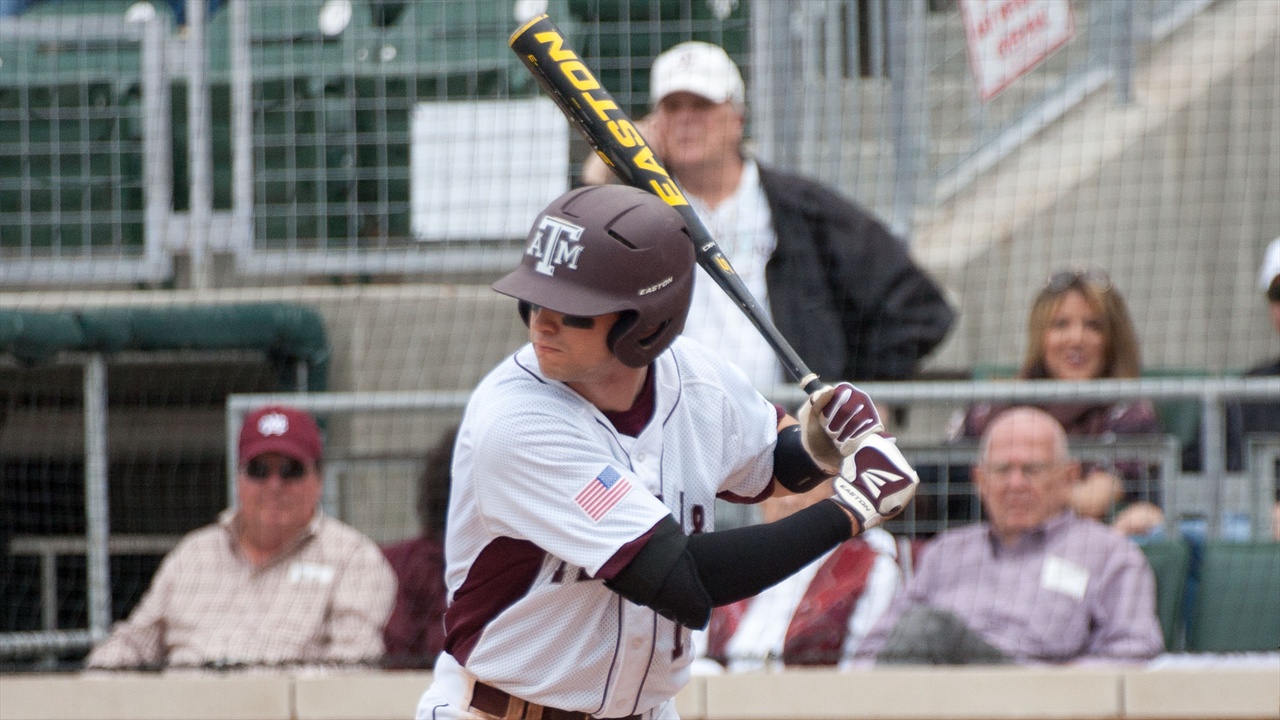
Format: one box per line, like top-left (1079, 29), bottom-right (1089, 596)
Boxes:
top-left (1227, 237), bottom-right (1280, 538)
top-left (587, 41), bottom-right (955, 391)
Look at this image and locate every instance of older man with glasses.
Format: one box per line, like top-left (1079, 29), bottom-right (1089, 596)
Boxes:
top-left (86, 405), bottom-right (395, 671)
top-left (854, 406), bottom-right (1163, 665)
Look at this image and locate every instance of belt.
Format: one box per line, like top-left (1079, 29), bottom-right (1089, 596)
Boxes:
top-left (469, 680), bottom-right (641, 720)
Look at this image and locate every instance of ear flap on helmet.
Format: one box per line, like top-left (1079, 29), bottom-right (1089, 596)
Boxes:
top-left (637, 320), bottom-right (671, 349)
top-left (607, 311), bottom-right (639, 357)
top-left (609, 313), bottom-right (680, 368)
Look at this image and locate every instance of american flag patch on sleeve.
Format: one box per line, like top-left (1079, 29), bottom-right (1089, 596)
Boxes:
top-left (574, 466), bottom-right (633, 522)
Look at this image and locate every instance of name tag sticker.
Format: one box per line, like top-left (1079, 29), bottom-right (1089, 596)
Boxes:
top-left (1041, 556), bottom-right (1089, 600)
top-left (288, 561), bottom-right (336, 584)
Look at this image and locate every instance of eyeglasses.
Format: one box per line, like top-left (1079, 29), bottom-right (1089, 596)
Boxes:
top-left (1044, 269), bottom-right (1112, 294)
top-left (244, 458), bottom-right (309, 483)
top-left (979, 462), bottom-right (1063, 482)
top-left (530, 304), bottom-right (596, 329)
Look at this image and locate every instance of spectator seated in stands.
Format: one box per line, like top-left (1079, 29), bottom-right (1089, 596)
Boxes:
top-left (856, 407), bottom-right (1164, 665)
top-left (1227, 236), bottom-right (1280, 539)
top-left (948, 269), bottom-right (1165, 536)
top-left (381, 424), bottom-right (454, 669)
top-left (694, 478), bottom-right (901, 672)
top-left (85, 405), bottom-right (396, 670)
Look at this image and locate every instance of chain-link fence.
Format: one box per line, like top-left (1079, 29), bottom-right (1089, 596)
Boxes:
top-left (4, 376), bottom-right (1277, 666)
top-left (1, 0), bottom-right (1232, 284)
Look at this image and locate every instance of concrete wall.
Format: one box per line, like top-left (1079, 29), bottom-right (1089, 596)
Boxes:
top-left (3, 666), bottom-right (1279, 720)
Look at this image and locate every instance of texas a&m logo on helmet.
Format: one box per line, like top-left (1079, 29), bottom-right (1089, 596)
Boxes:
top-left (492, 185), bottom-right (695, 368)
top-left (525, 216), bottom-right (585, 277)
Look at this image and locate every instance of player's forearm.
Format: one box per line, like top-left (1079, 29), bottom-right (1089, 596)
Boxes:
top-left (606, 501), bottom-right (853, 629)
top-left (688, 499), bottom-right (852, 605)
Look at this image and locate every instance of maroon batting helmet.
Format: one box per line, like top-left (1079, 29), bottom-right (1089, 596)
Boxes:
top-left (492, 185), bottom-right (695, 368)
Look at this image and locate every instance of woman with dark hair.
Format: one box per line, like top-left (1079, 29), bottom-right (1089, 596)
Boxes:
top-left (381, 424), bottom-right (457, 668)
top-left (949, 269), bottom-right (1164, 534)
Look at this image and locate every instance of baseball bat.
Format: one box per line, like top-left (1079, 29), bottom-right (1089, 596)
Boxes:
top-left (509, 14), bottom-right (822, 395)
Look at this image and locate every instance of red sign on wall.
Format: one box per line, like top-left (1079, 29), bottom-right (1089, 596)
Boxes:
top-left (959, 0), bottom-right (1075, 102)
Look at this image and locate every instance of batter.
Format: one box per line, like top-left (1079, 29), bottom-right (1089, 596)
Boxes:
top-left (416, 185), bottom-right (919, 720)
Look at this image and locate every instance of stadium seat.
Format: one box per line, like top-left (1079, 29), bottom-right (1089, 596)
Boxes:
top-left (1142, 367), bottom-right (1216, 455)
top-left (1184, 541), bottom-right (1280, 652)
top-left (0, 1), bottom-right (150, 254)
top-left (1137, 538), bottom-right (1191, 651)
top-left (232, 0), bottom-right (529, 248)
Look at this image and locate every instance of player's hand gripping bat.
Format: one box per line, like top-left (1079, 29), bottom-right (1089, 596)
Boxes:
top-left (509, 14), bottom-right (823, 395)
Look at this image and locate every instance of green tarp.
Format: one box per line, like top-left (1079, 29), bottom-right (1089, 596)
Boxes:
top-left (0, 303), bottom-right (330, 391)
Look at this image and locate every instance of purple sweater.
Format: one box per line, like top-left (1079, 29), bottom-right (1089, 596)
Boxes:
top-left (856, 512), bottom-right (1163, 663)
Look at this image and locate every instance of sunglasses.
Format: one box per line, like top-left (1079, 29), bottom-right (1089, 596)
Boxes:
top-left (244, 458), bottom-right (309, 483)
top-left (529, 304), bottom-right (596, 329)
top-left (979, 462), bottom-right (1063, 482)
top-left (1044, 268), bottom-right (1112, 294)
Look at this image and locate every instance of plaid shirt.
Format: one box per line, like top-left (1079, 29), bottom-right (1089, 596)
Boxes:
top-left (86, 510), bottom-right (396, 670)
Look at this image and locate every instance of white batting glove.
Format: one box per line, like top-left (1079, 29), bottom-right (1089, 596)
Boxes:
top-left (831, 434), bottom-right (920, 531)
top-left (797, 382), bottom-right (884, 473)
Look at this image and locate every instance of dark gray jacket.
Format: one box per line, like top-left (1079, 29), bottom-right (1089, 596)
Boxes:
top-left (759, 165), bottom-right (955, 381)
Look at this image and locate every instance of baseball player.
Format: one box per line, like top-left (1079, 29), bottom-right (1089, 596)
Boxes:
top-left (415, 185), bottom-right (919, 720)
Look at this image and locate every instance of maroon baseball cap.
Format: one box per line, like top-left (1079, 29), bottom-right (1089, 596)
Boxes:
top-left (238, 405), bottom-right (323, 464)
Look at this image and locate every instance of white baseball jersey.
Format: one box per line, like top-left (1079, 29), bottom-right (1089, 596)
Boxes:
top-left (418, 337), bottom-right (779, 719)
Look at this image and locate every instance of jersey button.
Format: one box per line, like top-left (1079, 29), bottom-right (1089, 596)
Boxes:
top-left (636, 452), bottom-right (646, 462)
top-left (630, 637), bottom-right (644, 649)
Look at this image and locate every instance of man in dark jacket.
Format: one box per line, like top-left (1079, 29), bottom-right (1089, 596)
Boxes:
top-left (1227, 237), bottom-right (1280, 539)
top-left (758, 166), bottom-right (954, 381)
top-left (587, 41), bottom-right (954, 386)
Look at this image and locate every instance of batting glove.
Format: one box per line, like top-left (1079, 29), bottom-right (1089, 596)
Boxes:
top-left (831, 434), bottom-right (920, 531)
top-left (797, 382), bottom-right (884, 473)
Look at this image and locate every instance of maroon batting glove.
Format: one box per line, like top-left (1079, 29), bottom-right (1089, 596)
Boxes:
top-left (798, 382), bottom-right (884, 473)
top-left (831, 434), bottom-right (919, 532)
